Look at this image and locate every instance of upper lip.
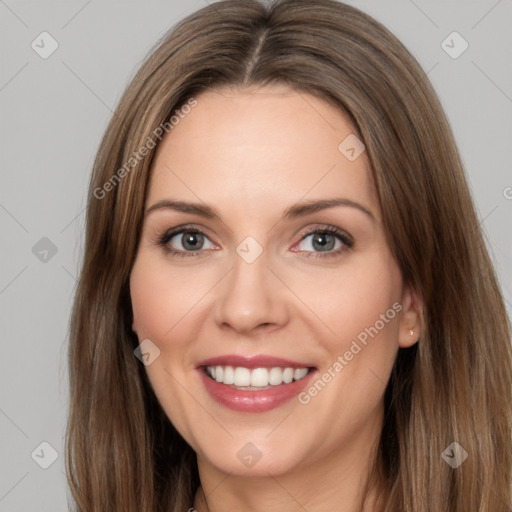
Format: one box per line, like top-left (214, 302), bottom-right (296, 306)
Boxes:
top-left (196, 354), bottom-right (315, 369)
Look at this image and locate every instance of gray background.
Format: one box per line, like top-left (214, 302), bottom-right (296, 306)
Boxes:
top-left (0, 0), bottom-right (511, 510)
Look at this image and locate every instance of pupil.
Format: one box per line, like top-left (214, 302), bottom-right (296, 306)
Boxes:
top-left (313, 233), bottom-right (334, 251)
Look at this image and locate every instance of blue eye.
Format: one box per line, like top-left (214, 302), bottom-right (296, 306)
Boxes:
top-left (158, 227), bottom-right (215, 257)
top-left (156, 225), bottom-right (354, 259)
top-left (293, 226), bottom-right (354, 258)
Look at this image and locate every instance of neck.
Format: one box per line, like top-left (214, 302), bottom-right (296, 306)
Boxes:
top-left (192, 406), bottom-right (385, 512)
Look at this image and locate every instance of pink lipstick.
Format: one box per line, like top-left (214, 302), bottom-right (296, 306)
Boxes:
top-left (196, 355), bottom-right (316, 412)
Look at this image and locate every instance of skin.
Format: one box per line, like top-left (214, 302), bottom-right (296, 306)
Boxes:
top-left (130, 84), bottom-right (421, 512)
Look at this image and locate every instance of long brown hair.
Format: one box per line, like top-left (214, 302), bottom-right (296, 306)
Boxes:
top-left (65, 0), bottom-right (512, 510)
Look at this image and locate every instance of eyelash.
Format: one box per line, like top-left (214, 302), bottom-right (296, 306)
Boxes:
top-left (155, 224), bottom-right (354, 259)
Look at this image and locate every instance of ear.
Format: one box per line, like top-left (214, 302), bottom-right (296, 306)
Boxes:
top-left (398, 285), bottom-right (423, 348)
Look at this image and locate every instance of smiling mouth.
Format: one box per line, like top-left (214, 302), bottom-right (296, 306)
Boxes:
top-left (203, 365), bottom-right (314, 390)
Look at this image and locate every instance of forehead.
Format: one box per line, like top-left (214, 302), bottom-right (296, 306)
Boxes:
top-left (146, 85), bottom-right (377, 219)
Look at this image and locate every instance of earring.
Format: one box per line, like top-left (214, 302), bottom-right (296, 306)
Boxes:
top-left (409, 330), bottom-right (414, 337)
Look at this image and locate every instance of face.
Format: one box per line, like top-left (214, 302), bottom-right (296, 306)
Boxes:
top-left (129, 84), bottom-right (420, 478)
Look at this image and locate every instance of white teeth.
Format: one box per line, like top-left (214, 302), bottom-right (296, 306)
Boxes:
top-left (223, 365), bottom-right (235, 384)
top-left (233, 367), bottom-right (251, 386)
top-left (294, 368), bottom-right (308, 380)
top-left (205, 365), bottom-right (310, 387)
top-left (282, 367), bottom-right (294, 384)
top-left (268, 367), bottom-right (283, 385)
top-left (250, 368), bottom-right (269, 387)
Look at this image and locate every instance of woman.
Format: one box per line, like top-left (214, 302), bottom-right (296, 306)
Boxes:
top-left (65, 0), bottom-right (512, 510)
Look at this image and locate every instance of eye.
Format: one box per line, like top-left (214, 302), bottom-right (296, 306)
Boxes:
top-left (157, 226), bottom-right (216, 257)
top-left (293, 226), bottom-right (354, 258)
top-left (155, 224), bottom-right (354, 259)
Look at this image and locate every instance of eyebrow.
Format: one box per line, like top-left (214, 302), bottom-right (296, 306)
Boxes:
top-left (145, 197), bottom-right (376, 222)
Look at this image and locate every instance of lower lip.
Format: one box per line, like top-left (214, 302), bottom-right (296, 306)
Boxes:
top-left (198, 368), bottom-right (316, 412)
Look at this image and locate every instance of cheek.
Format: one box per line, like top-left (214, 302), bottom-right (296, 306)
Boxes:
top-left (129, 256), bottom-right (202, 437)
top-left (297, 253), bottom-right (402, 413)
top-left (129, 254), bottom-right (214, 398)
top-left (293, 254), bottom-right (402, 349)
top-left (130, 254), bottom-right (208, 340)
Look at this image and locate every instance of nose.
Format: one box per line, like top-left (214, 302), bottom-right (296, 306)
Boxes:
top-left (213, 247), bottom-right (290, 335)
